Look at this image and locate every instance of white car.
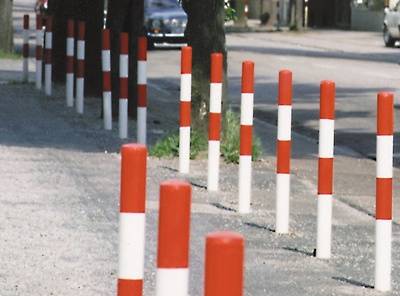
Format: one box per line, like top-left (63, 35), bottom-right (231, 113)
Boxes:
top-left (383, 3), bottom-right (400, 47)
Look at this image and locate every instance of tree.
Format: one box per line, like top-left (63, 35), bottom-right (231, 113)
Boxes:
top-left (231, 0), bottom-right (247, 27)
top-left (106, 0), bottom-right (144, 117)
top-left (182, 0), bottom-right (228, 130)
top-left (0, 0), bottom-right (13, 53)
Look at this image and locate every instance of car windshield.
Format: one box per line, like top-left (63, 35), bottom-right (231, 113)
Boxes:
top-left (146, 0), bottom-right (180, 9)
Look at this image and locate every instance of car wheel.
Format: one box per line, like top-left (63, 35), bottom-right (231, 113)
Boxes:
top-left (383, 26), bottom-right (396, 47)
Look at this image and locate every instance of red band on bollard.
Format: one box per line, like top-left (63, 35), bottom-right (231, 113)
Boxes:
top-left (120, 144), bottom-right (147, 213)
top-left (77, 21), bottom-right (85, 40)
top-left (318, 158), bottom-right (334, 194)
top-left (36, 14), bottom-right (42, 30)
top-left (118, 279), bottom-right (143, 296)
top-left (210, 53), bottom-right (223, 83)
top-left (241, 61), bottom-right (254, 93)
top-left (45, 16), bottom-right (53, 32)
top-left (120, 33), bottom-right (129, 54)
top-left (137, 85), bottom-right (147, 107)
top-left (239, 125), bottom-right (252, 155)
top-left (66, 56), bottom-right (74, 73)
top-left (181, 46), bottom-right (192, 74)
top-left (138, 36), bottom-right (147, 61)
top-left (205, 231), bottom-right (244, 296)
top-left (208, 113), bottom-right (221, 141)
top-left (278, 70), bottom-right (292, 105)
top-left (377, 92), bottom-right (394, 136)
top-left (157, 180), bottom-right (191, 268)
top-left (277, 140), bottom-right (291, 173)
top-left (180, 101), bottom-right (191, 127)
top-left (103, 72), bottom-right (111, 91)
top-left (320, 80), bottom-right (335, 119)
top-left (376, 178), bottom-right (392, 220)
top-left (102, 29), bottom-right (110, 50)
top-left (23, 15), bottom-right (29, 30)
top-left (23, 44), bottom-right (29, 58)
top-left (120, 78), bottom-right (128, 99)
top-left (67, 19), bottom-right (74, 38)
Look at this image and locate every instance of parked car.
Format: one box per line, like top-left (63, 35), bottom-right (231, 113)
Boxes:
top-left (144, 0), bottom-right (187, 48)
top-left (383, 3), bottom-right (400, 47)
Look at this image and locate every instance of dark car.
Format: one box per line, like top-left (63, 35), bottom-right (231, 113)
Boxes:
top-left (145, 0), bottom-right (187, 48)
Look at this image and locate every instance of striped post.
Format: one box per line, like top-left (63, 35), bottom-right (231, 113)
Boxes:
top-left (137, 37), bottom-right (147, 145)
top-left (75, 21), bottom-right (85, 114)
top-left (204, 232), bottom-right (244, 296)
top-left (35, 14), bottom-right (43, 90)
top-left (156, 180), bottom-right (192, 296)
top-left (375, 92), bottom-right (393, 292)
top-left (119, 33), bottom-right (129, 139)
top-left (207, 53), bottom-right (223, 192)
top-left (316, 80), bottom-right (335, 259)
top-left (179, 46), bottom-right (192, 174)
top-left (44, 16), bottom-right (53, 96)
top-left (22, 15), bottom-right (29, 82)
top-left (238, 61), bottom-right (254, 214)
top-left (102, 29), bottom-right (112, 130)
top-left (118, 144), bottom-right (147, 296)
top-left (66, 19), bottom-right (74, 107)
top-left (276, 70), bottom-right (292, 234)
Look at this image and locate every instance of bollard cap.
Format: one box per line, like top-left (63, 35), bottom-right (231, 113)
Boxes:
top-left (77, 21), bottom-right (85, 40)
top-left (67, 19), bottom-right (74, 38)
top-left (102, 29), bottom-right (110, 50)
top-left (278, 69), bottom-right (292, 105)
top-left (377, 92), bottom-right (393, 136)
top-left (241, 61), bottom-right (254, 94)
top-left (320, 80), bottom-right (335, 120)
top-left (205, 231), bottom-right (244, 296)
top-left (120, 32), bottom-right (129, 54)
top-left (181, 46), bottom-right (192, 74)
top-left (23, 15), bottom-right (29, 30)
top-left (210, 53), bottom-right (223, 83)
top-left (157, 180), bottom-right (192, 268)
top-left (120, 144), bottom-right (147, 213)
top-left (138, 36), bottom-right (147, 61)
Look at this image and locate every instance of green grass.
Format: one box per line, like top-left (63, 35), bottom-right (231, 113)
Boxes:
top-left (150, 110), bottom-right (263, 163)
top-left (0, 50), bottom-right (22, 60)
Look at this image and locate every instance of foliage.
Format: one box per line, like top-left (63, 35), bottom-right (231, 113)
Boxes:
top-left (150, 129), bottom-right (207, 159)
top-left (0, 50), bottom-right (21, 60)
top-left (221, 110), bottom-right (262, 164)
top-left (224, 0), bottom-right (237, 21)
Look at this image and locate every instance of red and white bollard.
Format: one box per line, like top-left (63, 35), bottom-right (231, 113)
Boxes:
top-left (22, 15), bottom-right (29, 82)
top-left (44, 16), bottom-right (53, 96)
top-left (156, 180), bottom-right (191, 296)
top-left (76, 21), bottom-right (85, 114)
top-left (118, 144), bottom-right (147, 296)
top-left (375, 92), bottom-right (393, 292)
top-left (102, 29), bottom-right (112, 130)
top-left (204, 232), bottom-right (244, 296)
top-left (276, 70), bottom-right (292, 234)
top-left (119, 33), bottom-right (129, 139)
top-left (316, 80), bottom-right (335, 259)
top-left (137, 37), bottom-right (147, 145)
top-left (238, 61), bottom-right (254, 214)
top-left (66, 19), bottom-right (74, 107)
top-left (35, 14), bottom-right (43, 90)
top-left (179, 46), bottom-right (192, 174)
top-left (207, 53), bottom-right (223, 192)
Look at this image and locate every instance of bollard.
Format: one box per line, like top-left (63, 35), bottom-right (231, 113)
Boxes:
top-left (102, 29), bottom-right (112, 130)
top-left (179, 46), bottom-right (192, 174)
top-left (44, 16), bottom-right (53, 96)
top-left (75, 21), bottom-right (85, 114)
top-left (207, 53), bottom-right (223, 192)
top-left (204, 232), bottom-right (244, 296)
top-left (137, 37), bottom-right (147, 145)
top-left (276, 70), bottom-right (293, 234)
top-left (375, 92), bottom-right (393, 292)
top-left (117, 144), bottom-right (147, 296)
top-left (66, 19), bottom-right (74, 107)
top-left (35, 14), bottom-right (43, 90)
top-left (238, 61), bottom-right (254, 214)
top-left (119, 33), bottom-right (129, 139)
top-left (316, 80), bottom-right (335, 259)
top-left (156, 180), bottom-right (191, 296)
top-left (23, 15), bottom-right (29, 82)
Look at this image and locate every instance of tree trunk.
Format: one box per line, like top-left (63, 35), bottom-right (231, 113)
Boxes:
top-left (0, 0), bottom-right (13, 53)
top-left (182, 0), bottom-right (228, 131)
top-left (106, 0), bottom-right (144, 118)
top-left (295, 0), bottom-right (303, 30)
top-left (231, 0), bottom-right (247, 27)
top-left (49, 0), bottom-right (103, 96)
